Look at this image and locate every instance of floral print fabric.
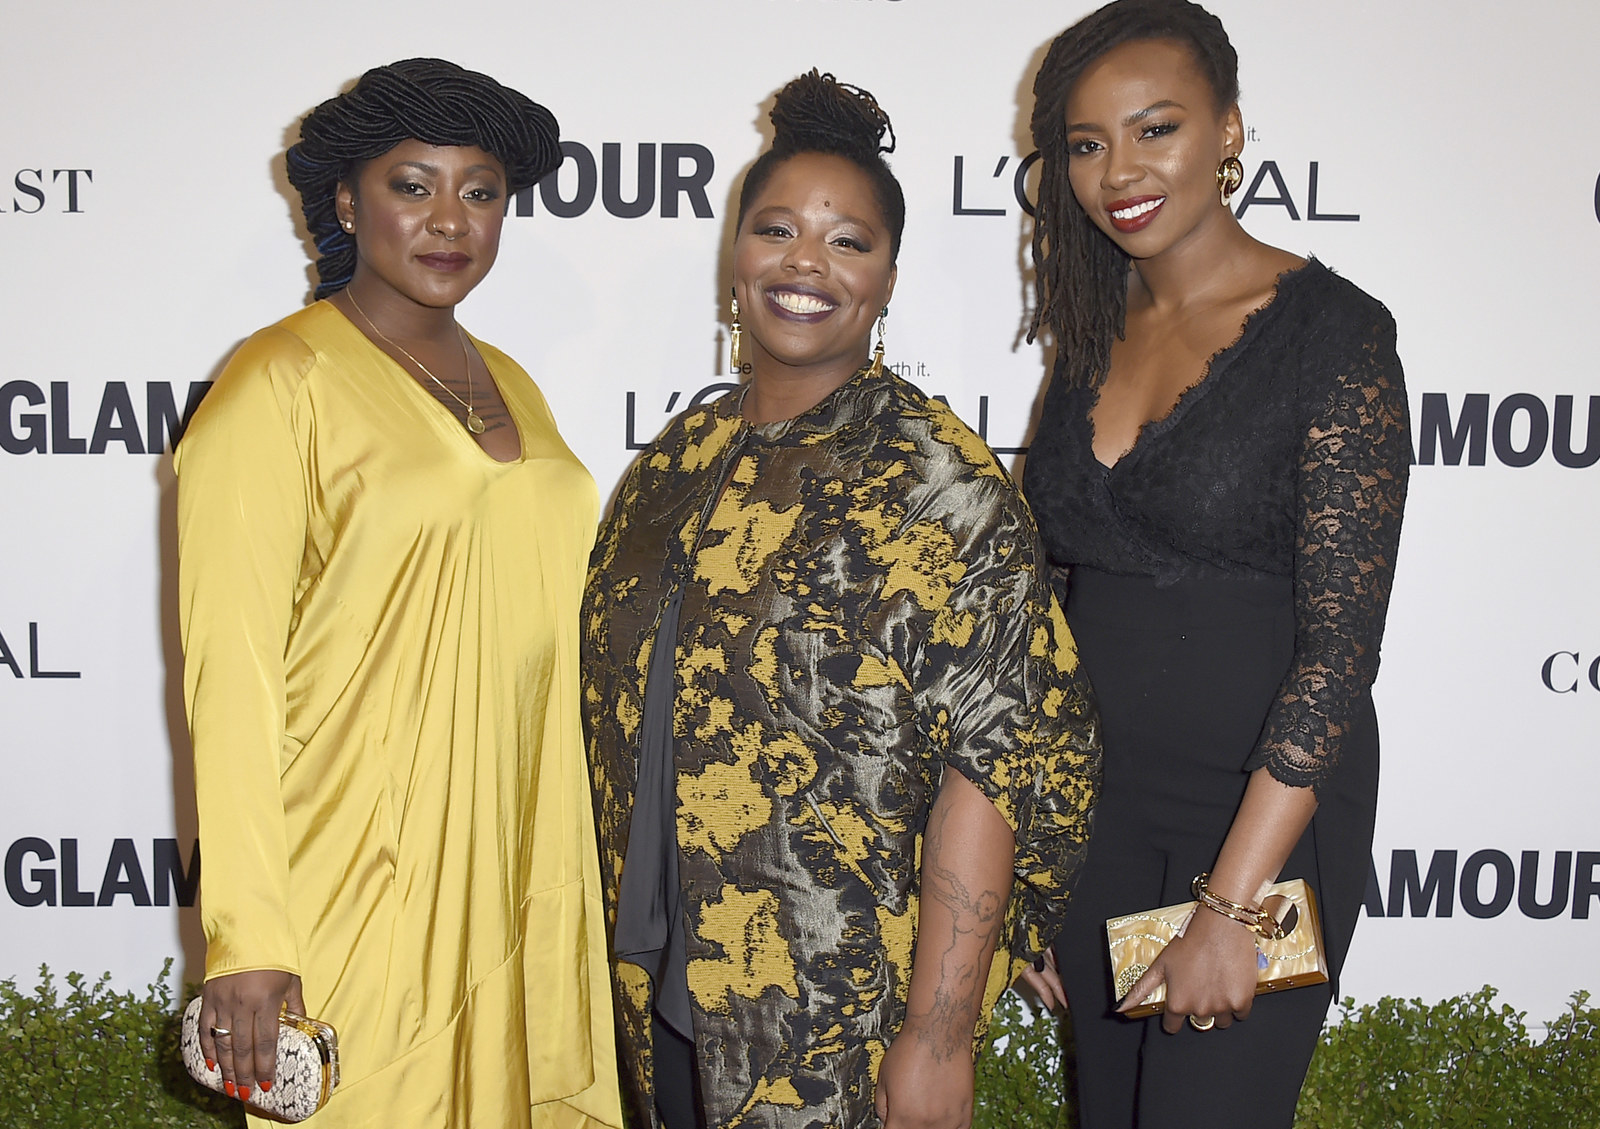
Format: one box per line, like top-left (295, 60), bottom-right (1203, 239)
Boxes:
top-left (582, 368), bottom-right (1100, 1128)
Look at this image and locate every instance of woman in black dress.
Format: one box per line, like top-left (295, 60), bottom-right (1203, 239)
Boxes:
top-left (1016, 2), bottom-right (1409, 1125)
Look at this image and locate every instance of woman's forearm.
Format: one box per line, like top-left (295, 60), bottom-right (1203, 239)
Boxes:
top-left (1114, 767), bottom-right (1320, 1027)
top-left (1205, 767), bottom-right (1319, 906)
top-left (901, 768), bottom-right (1016, 1058)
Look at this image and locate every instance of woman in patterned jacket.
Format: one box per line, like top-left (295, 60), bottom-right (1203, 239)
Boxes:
top-left (581, 71), bottom-right (1101, 1129)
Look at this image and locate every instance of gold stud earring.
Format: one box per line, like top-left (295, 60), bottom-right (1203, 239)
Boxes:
top-left (1216, 156), bottom-right (1244, 206)
top-left (870, 306), bottom-right (888, 376)
top-left (728, 289), bottom-right (743, 373)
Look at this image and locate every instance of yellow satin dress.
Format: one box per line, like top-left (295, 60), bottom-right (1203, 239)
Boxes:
top-left (175, 301), bottom-right (622, 1129)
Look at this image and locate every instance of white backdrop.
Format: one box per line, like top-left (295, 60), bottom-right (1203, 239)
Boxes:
top-left (3, 0), bottom-right (1597, 1027)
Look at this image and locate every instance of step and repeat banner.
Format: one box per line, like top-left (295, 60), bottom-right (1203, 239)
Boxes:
top-left (3, 1), bottom-right (1596, 1026)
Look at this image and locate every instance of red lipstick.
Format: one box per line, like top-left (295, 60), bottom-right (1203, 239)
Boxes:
top-left (1106, 195), bottom-right (1165, 233)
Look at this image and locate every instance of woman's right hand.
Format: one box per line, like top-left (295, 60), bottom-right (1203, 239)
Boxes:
top-left (197, 970), bottom-right (305, 1103)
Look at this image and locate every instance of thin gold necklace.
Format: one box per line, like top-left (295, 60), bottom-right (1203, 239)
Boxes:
top-left (345, 289), bottom-right (484, 435)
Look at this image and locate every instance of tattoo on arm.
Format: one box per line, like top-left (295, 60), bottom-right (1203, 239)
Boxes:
top-left (904, 778), bottom-right (1013, 1060)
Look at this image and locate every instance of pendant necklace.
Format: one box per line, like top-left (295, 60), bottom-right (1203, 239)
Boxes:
top-left (345, 290), bottom-right (485, 434)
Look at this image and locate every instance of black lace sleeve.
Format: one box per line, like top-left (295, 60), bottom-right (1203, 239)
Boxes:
top-left (1244, 303), bottom-right (1410, 794)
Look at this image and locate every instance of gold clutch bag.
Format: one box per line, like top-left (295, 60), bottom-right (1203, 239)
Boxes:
top-left (1106, 877), bottom-right (1329, 1018)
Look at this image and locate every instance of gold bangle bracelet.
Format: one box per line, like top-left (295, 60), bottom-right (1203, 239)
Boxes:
top-left (1191, 873), bottom-right (1288, 940)
top-left (1196, 895), bottom-right (1276, 936)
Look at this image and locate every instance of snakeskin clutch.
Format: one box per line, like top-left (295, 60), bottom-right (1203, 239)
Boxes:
top-left (180, 996), bottom-right (341, 1122)
top-left (1106, 877), bottom-right (1329, 1019)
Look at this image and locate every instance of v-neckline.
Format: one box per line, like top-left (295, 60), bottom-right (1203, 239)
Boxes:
top-left (325, 301), bottom-right (526, 465)
top-left (1088, 258), bottom-right (1317, 473)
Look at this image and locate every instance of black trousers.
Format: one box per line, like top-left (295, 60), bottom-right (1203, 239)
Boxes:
top-left (1052, 569), bottom-right (1378, 1129)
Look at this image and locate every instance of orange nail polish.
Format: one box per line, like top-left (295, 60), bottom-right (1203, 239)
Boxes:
top-left (224, 1081), bottom-right (236, 1097)
top-left (239, 1086), bottom-right (251, 1101)
top-left (260, 1081), bottom-right (272, 1092)
top-left (206, 1059), bottom-right (216, 1071)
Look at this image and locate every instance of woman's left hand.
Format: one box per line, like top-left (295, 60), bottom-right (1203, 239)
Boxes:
top-left (874, 1021), bottom-right (975, 1129)
top-left (1017, 946), bottom-right (1067, 1013)
top-left (1117, 905), bottom-right (1260, 1034)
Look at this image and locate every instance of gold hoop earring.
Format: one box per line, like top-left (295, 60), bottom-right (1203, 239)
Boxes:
top-left (1217, 156), bottom-right (1244, 206)
top-left (728, 289), bottom-right (743, 373)
top-left (870, 306), bottom-right (887, 376)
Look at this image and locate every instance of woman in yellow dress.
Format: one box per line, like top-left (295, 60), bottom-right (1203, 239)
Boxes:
top-left (176, 58), bottom-right (621, 1128)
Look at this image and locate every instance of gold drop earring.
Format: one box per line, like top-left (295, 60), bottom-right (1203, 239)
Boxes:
top-left (729, 288), bottom-right (743, 373)
top-left (1216, 155), bottom-right (1244, 207)
top-left (870, 306), bottom-right (888, 375)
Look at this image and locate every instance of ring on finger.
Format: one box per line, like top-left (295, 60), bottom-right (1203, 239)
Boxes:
top-left (1188, 1015), bottom-right (1216, 1032)
top-left (210, 1025), bottom-right (232, 1038)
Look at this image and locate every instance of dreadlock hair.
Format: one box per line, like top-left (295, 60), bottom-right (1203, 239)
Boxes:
top-left (286, 58), bottom-right (562, 299)
top-left (736, 70), bottom-right (906, 262)
top-left (1028, 0), bottom-right (1240, 387)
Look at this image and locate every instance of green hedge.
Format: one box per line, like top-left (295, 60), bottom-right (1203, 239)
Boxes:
top-left (3, 963), bottom-right (1595, 1127)
top-left (1296, 989), bottom-right (1600, 1129)
top-left (0, 962), bottom-right (241, 1129)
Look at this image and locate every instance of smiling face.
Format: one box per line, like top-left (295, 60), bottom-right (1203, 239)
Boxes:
top-left (733, 152), bottom-right (897, 385)
top-left (336, 139), bottom-right (508, 311)
top-left (1063, 37), bottom-right (1242, 262)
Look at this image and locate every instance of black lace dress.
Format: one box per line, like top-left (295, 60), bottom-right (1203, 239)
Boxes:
top-left (1020, 260), bottom-right (1409, 1128)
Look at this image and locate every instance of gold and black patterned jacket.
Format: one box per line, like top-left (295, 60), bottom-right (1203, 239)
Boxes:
top-left (581, 368), bottom-right (1100, 1129)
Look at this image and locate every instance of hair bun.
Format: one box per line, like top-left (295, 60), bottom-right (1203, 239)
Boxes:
top-left (769, 69), bottom-right (895, 161)
top-left (735, 69), bottom-right (907, 261)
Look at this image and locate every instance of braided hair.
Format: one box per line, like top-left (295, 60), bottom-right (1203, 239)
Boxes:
top-left (1028, 0), bottom-right (1239, 387)
top-left (736, 70), bottom-right (906, 261)
top-left (286, 58), bottom-right (562, 299)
